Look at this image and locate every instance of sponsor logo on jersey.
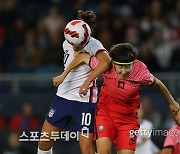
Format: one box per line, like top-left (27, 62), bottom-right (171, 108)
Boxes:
top-left (99, 124), bottom-right (104, 132)
top-left (48, 108), bottom-right (56, 117)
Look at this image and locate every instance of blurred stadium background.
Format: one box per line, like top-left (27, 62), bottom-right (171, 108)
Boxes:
top-left (0, 0), bottom-right (179, 153)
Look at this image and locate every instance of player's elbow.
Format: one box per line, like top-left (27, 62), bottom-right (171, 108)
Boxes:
top-left (100, 58), bottom-right (111, 69)
top-left (96, 51), bottom-right (111, 63)
top-left (153, 78), bottom-right (163, 88)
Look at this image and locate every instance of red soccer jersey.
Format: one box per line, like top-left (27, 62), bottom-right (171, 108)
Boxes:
top-left (163, 125), bottom-right (180, 154)
top-left (90, 57), bottom-right (155, 114)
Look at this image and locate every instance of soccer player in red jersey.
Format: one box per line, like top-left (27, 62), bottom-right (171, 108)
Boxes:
top-left (55, 43), bottom-right (179, 154)
top-left (162, 100), bottom-right (180, 154)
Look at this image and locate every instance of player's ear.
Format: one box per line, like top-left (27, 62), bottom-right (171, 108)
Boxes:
top-left (112, 61), bottom-right (115, 67)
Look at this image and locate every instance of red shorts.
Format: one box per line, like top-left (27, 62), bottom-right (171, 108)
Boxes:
top-left (94, 105), bottom-right (139, 150)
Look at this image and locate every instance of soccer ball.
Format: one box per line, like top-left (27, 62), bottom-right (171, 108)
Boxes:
top-left (64, 20), bottom-right (91, 47)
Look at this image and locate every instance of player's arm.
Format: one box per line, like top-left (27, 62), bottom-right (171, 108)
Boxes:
top-left (162, 147), bottom-right (173, 154)
top-left (153, 77), bottom-right (179, 114)
top-left (53, 53), bottom-right (91, 86)
top-left (79, 51), bottom-right (111, 97)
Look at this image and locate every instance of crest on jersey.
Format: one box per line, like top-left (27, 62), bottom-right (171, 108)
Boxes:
top-left (48, 108), bottom-right (56, 117)
top-left (99, 124), bottom-right (104, 132)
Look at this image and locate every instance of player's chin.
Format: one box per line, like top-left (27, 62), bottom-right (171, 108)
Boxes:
top-left (118, 75), bottom-right (127, 79)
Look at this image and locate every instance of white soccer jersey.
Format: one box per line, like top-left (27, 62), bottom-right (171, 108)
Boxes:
top-left (56, 37), bottom-right (106, 103)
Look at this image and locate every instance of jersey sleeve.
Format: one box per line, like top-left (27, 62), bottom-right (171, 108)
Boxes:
top-left (62, 40), bottom-right (66, 50)
top-left (87, 38), bottom-right (107, 56)
top-left (89, 56), bottom-right (99, 69)
top-left (138, 62), bottom-right (155, 86)
top-left (142, 68), bottom-right (155, 86)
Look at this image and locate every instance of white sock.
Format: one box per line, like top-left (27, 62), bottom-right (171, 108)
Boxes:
top-left (37, 147), bottom-right (52, 154)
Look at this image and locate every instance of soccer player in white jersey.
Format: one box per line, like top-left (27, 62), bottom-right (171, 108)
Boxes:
top-left (135, 104), bottom-right (161, 154)
top-left (37, 10), bottom-right (111, 154)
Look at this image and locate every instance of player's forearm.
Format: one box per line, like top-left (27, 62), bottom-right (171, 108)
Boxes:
top-left (62, 56), bottom-right (83, 77)
top-left (85, 51), bottom-right (111, 83)
top-left (62, 53), bottom-right (91, 77)
top-left (85, 60), bottom-right (110, 84)
top-left (162, 148), bottom-right (173, 154)
top-left (153, 78), bottom-right (175, 104)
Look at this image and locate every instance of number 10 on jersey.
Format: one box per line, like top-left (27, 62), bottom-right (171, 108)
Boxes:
top-left (81, 113), bottom-right (91, 126)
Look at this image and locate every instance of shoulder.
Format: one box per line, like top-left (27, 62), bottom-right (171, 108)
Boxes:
top-left (129, 59), bottom-right (155, 84)
top-left (132, 59), bottom-right (152, 77)
top-left (169, 124), bottom-right (180, 131)
top-left (163, 125), bottom-right (179, 147)
top-left (63, 40), bottom-right (71, 48)
top-left (128, 59), bottom-right (148, 78)
top-left (87, 37), bottom-right (105, 50)
top-left (134, 59), bottom-right (147, 70)
top-left (84, 37), bottom-right (107, 55)
top-left (89, 37), bottom-right (103, 45)
top-left (62, 40), bottom-right (66, 47)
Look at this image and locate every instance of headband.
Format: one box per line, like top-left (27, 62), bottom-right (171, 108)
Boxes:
top-left (113, 61), bottom-right (134, 65)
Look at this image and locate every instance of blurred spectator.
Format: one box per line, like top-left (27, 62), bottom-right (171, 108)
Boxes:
top-left (162, 111), bottom-right (175, 130)
top-left (135, 104), bottom-right (161, 154)
top-left (96, 0), bottom-right (114, 30)
top-left (124, 26), bottom-right (140, 46)
top-left (42, 31), bottom-right (63, 68)
top-left (0, 113), bottom-right (6, 130)
top-left (111, 16), bottom-right (125, 43)
top-left (44, 5), bottom-right (66, 41)
top-left (141, 96), bottom-right (162, 129)
top-left (170, 47), bottom-right (180, 71)
top-left (0, 0), bottom-right (18, 32)
top-left (14, 30), bottom-right (44, 72)
top-left (168, 0), bottom-right (180, 28)
top-left (9, 102), bottom-right (40, 132)
top-left (36, 18), bottom-right (50, 49)
top-left (2, 131), bottom-right (32, 154)
top-left (98, 28), bottom-right (113, 50)
top-left (150, 28), bottom-right (179, 71)
top-left (9, 17), bottom-right (27, 47)
top-left (120, 5), bottom-right (135, 28)
top-left (139, 16), bottom-right (152, 41)
top-left (0, 26), bottom-right (14, 73)
top-left (146, 0), bottom-right (165, 30)
top-left (138, 42), bottom-right (161, 72)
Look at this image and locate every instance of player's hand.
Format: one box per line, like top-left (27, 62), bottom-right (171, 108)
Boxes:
top-left (141, 136), bottom-right (148, 143)
top-left (79, 81), bottom-right (90, 98)
top-left (53, 74), bottom-right (65, 86)
top-left (169, 100), bottom-right (180, 115)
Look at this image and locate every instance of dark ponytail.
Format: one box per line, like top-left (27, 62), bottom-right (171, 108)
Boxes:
top-left (77, 10), bottom-right (96, 33)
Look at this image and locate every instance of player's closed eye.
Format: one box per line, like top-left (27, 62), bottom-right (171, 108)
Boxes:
top-left (115, 64), bottom-right (132, 70)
